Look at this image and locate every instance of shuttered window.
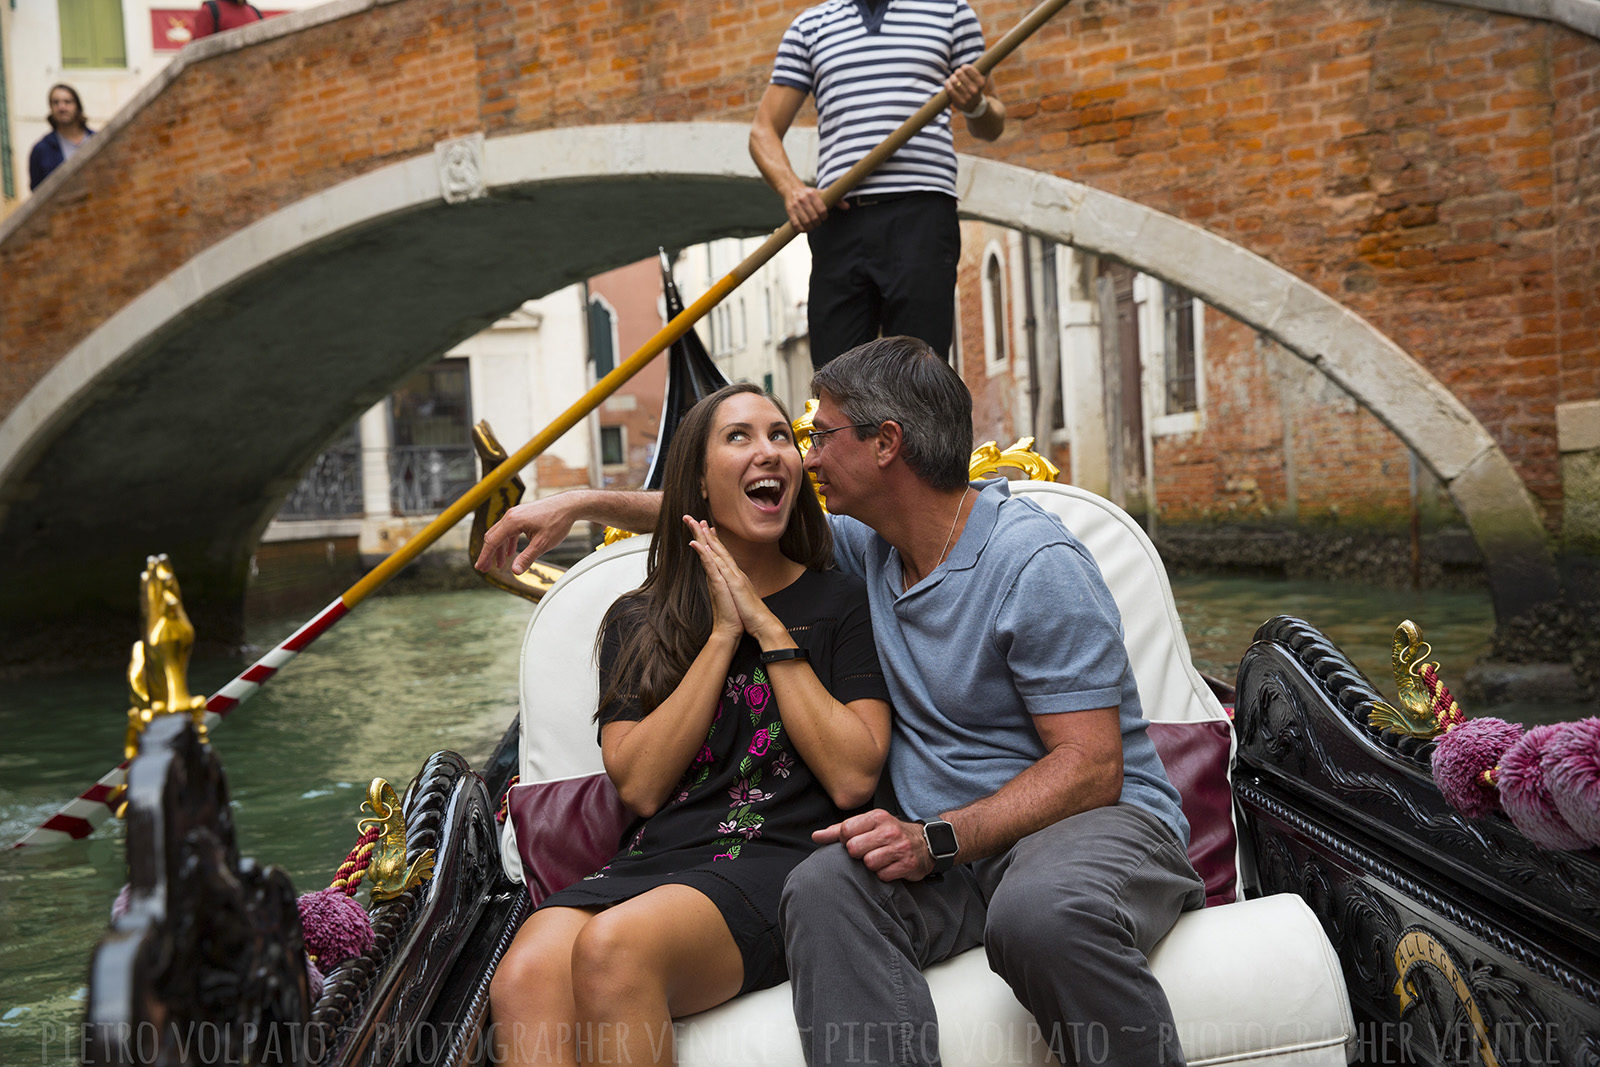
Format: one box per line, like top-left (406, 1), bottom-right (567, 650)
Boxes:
top-left (59, 0), bottom-right (127, 68)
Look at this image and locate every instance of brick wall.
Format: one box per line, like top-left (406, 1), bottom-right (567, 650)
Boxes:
top-left (4, 0), bottom-right (1596, 531)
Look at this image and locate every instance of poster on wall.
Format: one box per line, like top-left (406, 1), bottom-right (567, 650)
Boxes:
top-left (150, 8), bottom-right (288, 51)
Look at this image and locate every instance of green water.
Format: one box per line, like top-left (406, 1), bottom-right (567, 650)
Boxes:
top-left (0, 577), bottom-right (1583, 1064)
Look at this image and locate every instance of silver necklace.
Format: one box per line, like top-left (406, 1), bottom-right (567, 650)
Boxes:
top-left (907, 488), bottom-right (970, 587)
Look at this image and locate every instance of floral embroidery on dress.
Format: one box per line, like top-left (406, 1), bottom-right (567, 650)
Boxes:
top-left (745, 667), bottom-right (772, 723)
top-left (715, 804), bottom-right (766, 840)
top-left (769, 752), bottom-right (795, 779)
top-left (729, 778), bottom-right (776, 804)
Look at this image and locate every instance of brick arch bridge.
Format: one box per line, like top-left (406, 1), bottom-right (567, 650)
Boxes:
top-left (1, 0), bottom-right (1595, 670)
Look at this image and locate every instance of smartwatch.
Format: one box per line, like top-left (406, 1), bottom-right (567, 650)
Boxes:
top-left (921, 818), bottom-right (960, 874)
top-left (759, 646), bottom-right (809, 666)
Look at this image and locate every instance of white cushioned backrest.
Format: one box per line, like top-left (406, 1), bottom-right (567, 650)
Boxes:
top-left (517, 537), bottom-right (650, 785)
top-left (1010, 482), bottom-right (1227, 728)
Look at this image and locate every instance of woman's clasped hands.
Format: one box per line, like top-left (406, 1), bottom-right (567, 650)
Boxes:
top-left (684, 516), bottom-right (789, 648)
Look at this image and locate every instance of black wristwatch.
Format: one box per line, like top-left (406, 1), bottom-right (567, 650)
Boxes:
top-left (759, 646), bottom-right (809, 665)
top-left (921, 818), bottom-right (960, 874)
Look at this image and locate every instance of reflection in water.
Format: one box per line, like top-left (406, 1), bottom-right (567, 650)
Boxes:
top-left (0, 577), bottom-right (1581, 1061)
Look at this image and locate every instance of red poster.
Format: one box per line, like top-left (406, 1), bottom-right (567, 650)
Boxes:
top-left (150, 8), bottom-right (287, 51)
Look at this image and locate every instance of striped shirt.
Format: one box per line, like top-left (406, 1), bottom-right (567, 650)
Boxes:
top-left (772, 0), bottom-right (985, 198)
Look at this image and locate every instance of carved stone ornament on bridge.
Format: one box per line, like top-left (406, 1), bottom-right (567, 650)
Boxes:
top-left (435, 133), bottom-right (486, 205)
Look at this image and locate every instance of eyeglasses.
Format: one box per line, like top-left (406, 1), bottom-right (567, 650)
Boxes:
top-left (807, 422), bottom-right (879, 452)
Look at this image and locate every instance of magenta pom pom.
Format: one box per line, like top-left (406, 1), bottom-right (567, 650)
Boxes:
top-left (296, 887), bottom-right (374, 966)
top-left (1432, 718), bottom-right (1523, 817)
top-left (1542, 718), bottom-right (1600, 849)
top-left (1499, 725), bottom-right (1590, 850)
top-left (306, 956), bottom-right (325, 1002)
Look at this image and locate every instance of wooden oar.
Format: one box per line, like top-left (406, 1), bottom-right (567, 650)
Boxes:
top-left (10, 0), bottom-right (1076, 849)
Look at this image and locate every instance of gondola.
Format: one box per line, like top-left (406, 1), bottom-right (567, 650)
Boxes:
top-left (79, 298), bottom-right (1600, 1065)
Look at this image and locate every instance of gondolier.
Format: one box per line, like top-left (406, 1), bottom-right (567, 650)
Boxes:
top-left (749, 0), bottom-right (1005, 369)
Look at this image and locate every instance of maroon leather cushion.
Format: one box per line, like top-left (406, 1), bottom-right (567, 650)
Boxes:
top-left (1147, 720), bottom-right (1238, 907)
top-left (506, 774), bottom-right (630, 906)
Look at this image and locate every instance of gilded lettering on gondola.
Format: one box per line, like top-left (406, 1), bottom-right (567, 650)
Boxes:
top-left (1369, 621), bottom-right (1446, 738)
top-left (1391, 927), bottom-right (1501, 1067)
top-left (118, 556), bottom-right (209, 813)
top-left (361, 778), bottom-right (437, 903)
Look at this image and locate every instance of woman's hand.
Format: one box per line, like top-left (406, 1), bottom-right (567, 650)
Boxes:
top-left (685, 516), bottom-right (746, 641)
top-left (686, 519), bottom-right (789, 646)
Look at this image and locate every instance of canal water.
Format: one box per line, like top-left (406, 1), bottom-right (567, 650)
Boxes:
top-left (0, 576), bottom-right (1585, 1063)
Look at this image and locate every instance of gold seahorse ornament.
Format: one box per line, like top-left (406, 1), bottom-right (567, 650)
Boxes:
top-left (119, 556), bottom-right (211, 816)
top-left (1368, 620), bottom-right (1445, 738)
top-left (360, 779), bottom-right (437, 903)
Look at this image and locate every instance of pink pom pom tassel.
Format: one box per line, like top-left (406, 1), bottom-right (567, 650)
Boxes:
top-left (296, 886), bottom-right (374, 967)
top-left (1432, 718), bottom-right (1523, 818)
top-left (1499, 724), bottom-right (1590, 850)
top-left (1542, 718), bottom-right (1600, 849)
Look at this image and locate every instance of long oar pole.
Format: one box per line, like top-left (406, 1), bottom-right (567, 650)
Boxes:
top-left (11, 0), bottom-right (1074, 849)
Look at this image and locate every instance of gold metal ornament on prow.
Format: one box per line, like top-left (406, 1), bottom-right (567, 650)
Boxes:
top-left (115, 555), bottom-right (210, 817)
top-left (468, 420), bottom-right (568, 601)
top-left (1367, 620), bottom-right (1448, 738)
top-left (360, 778), bottom-right (436, 903)
top-left (968, 438), bottom-right (1062, 482)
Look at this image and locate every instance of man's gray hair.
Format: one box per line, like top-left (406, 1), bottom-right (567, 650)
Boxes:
top-left (811, 336), bottom-right (973, 491)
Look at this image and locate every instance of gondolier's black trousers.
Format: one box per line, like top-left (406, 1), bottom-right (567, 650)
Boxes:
top-left (806, 192), bottom-right (959, 370)
top-left (781, 803), bottom-right (1206, 1066)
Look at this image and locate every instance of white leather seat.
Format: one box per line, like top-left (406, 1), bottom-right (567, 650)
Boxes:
top-left (502, 482), bottom-right (1355, 1066)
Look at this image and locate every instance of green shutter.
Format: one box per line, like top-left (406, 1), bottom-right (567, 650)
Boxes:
top-left (59, 0), bottom-right (126, 68)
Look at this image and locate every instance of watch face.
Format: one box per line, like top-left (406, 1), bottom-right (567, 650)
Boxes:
top-left (924, 819), bottom-right (958, 857)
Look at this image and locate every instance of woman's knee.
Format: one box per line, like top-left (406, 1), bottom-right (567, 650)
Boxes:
top-left (490, 916), bottom-right (582, 1019)
top-left (570, 911), bottom-right (659, 1011)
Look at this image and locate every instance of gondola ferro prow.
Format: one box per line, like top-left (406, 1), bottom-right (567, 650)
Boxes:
top-left (117, 554), bottom-right (209, 815)
top-left (360, 778), bottom-right (437, 903)
top-left (469, 420), bottom-right (567, 602)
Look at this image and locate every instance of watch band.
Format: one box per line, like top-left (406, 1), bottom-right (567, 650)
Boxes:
top-left (759, 646), bottom-right (809, 665)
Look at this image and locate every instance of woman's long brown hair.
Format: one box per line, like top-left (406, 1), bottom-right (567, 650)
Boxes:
top-left (598, 383), bottom-right (832, 720)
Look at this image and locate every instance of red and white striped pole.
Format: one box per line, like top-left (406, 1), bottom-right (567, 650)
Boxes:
top-left (10, 599), bottom-right (349, 848)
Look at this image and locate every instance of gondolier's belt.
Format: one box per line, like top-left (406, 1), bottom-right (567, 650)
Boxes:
top-left (842, 190), bottom-right (940, 209)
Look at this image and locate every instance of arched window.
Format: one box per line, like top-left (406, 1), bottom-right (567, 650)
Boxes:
top-left (980, 246), bottom-right (1008, 371)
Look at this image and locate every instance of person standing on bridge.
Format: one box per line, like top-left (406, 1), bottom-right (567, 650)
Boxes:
top-left (188, 0), bottom-right (264, 40)
top-left (749, 0), bottom-right (1006, 370)
top-left (29, 85), bottom-right (92, 191)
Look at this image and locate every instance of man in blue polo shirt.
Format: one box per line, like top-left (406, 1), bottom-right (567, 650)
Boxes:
top-left (476, 336), bottom-right (1205, 1066)
top-left (749, 0), bottom-right (1005, 369)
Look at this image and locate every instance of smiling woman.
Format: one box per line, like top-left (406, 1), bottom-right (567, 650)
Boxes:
top-left (486, 383), bottom-right (894, 1067)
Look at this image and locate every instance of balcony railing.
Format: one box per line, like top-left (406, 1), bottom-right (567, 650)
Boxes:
top-left (279, 445), bottom-right (364, 519)
top-left (390, 445), bottom-right (476, 515)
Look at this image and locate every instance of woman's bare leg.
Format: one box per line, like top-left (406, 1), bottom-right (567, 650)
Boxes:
top-left (488, 905), bottom-right (595, 1065)
top-left (569, 884), bottom-right (746, 1066)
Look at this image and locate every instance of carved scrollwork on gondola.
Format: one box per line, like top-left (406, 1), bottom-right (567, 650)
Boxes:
top-left (85, 713), bottom-right (313, 1067)
top-left (1239, 616), bottom-right (1600, 930)
top-left (310, 751), bottom-right (497, 1067)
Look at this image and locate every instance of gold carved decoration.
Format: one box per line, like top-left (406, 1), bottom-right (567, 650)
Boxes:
top-left (118, 555), bottom-right (210, 816)
top-left (469, 420), bottom-right (567, 602)
top-left (1368, 620), bottom-right (1447, 738)
top-left (361, 778), bottom-right (436, 903)
top-left (1391, 927), bottom-right (1502, 1067)
top-left (969, 438), bottom-right (1062, 482)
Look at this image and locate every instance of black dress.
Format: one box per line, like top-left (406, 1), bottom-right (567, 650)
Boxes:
top-left (539, 567), bottom-right (888, 993)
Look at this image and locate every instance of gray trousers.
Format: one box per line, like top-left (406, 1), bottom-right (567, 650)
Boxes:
top-left (779, 804), bottom-right (1206, 1067)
